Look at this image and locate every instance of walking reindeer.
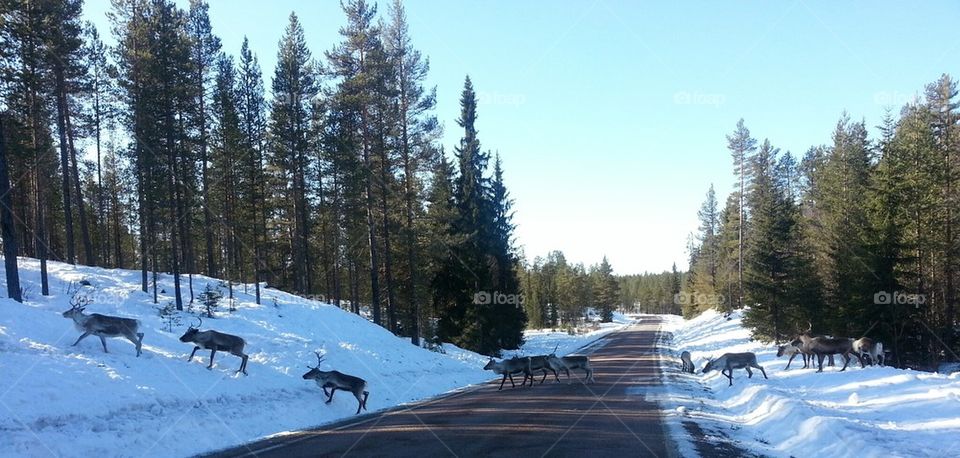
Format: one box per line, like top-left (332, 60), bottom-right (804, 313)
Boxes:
top-left (179, 317), bottom-right (250, 375)
top-left (303, 352), bottom-right (370, 415)
top-left (62, 292), bottom-right (144, 356)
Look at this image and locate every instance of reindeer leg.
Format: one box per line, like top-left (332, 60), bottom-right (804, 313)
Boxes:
top-left (499, 373), bottom-right (509, 390)
top-left (840, 353), bottom-right (851, 371)
top-left (188, 346), bottom-right (200, 362)
top-left (237, 353), bottom-right (249, 375)
top-left (326, 387), bottom-right (337, 404)
top-left (355, 392), bottom-right (363, 415)
top-left (757, 364), bottom-right (768, 379)
top-left (207, 349), bottom-right (217, 369)
top-left (71, 331), bottom-right (91, 347)
top-left (539, 369), bottom-right (548, 384)
top-left (124, 333), bottom-right (141, 356)
top-left (745, 366), bottom-right (753, 378)
top-left (98, 335), bottom-right (109, 353)
top-left (785, 354), bottom-right (795, 370)
top-left (362, 391), bottom-right (369, 411)
top-left (723, 368), bottom-right (733, 386)
top-left (816, 354), bottom-right (825, 373)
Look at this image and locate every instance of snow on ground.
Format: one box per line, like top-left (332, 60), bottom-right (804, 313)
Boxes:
top-left (501, 311), bottom-right (633, 359)
top-left (0, 258), bottom-right (626, 458)
top-left (654, 309), bottom-right (960, 458)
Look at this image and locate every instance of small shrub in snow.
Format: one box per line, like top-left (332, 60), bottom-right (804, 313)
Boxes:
top-left (198, 283), bottom-right (223, 318)
top-left (159, 301), bottom-right (182, 332)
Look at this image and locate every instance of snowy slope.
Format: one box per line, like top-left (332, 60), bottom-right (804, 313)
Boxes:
top-left (0, 258), bottom-right (627, 457)
top-left (655, 309), bottom-right (960, 458)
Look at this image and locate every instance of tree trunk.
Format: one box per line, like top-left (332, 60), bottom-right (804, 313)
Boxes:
top-left (54, 69), bottom-right (75, 265)
top-left (65, 104), bottom-right (94, 265)
top-left (378, 138), bottom-right (396, 333)
top-left (0, 114), bottom-right (22, 302)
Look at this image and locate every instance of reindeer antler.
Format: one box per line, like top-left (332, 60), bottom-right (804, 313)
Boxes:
top-left (551, 344), bottom-right (559, 355)
top-left (191, 316), bottom-right (203, 329)
top-left (313, 351), bottom-right (325, 367)
top-left (69, 289), bottom-right (92, 310)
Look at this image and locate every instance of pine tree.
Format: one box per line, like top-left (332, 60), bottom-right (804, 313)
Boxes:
top-left (385, 0), bottom-right (439, 344)
top-left (269, 12), bottom-right (318, 294)
top-left (727, 119), bottom-right (757, 309)
top-left (237, 37), bottom-right (267, 304)
top-left (187, 0), bottom-right (221, 279)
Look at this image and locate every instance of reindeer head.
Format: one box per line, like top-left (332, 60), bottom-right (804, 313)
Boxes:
top-left (483, 358), bottom-right (497, 370)
top-left (701, 358), bottom-right (716, 374)
top-left (62, 289), bottom-right (93, 320)
top-left (61, 306), bottom-right (85, 320)
top-left (179, 317), bottom-right (202, 342)
top-left (777, 342), bottom-right (800, 358)
top-left (302, 351), bottom-right (327, 380)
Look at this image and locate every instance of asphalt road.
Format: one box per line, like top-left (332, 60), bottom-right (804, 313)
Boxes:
top-left (204, 317), bottom-right (677, 458)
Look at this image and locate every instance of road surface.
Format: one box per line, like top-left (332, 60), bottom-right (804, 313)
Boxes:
top-left (205, 318), bottom-right (677, 457)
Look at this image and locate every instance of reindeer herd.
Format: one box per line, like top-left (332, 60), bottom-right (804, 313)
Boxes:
top-left (60, 297), bottom-right (372, 414)
top-left (482, 346), bottom-right (596, 390)
top-left (686, 323), bottom-right (886, 386)
top-left (59, 295), bottom-right (595, 416)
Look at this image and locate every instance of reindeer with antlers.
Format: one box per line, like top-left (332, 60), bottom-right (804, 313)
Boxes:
top-left (62, 287), bottom-right (144, 356)
top-left (179, 317), bottom-right (249, 375)
top-left (302, 351), bottom-right (370, 415)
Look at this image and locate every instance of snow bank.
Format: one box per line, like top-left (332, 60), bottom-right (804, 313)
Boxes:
top-left (655, 309), bottom-right (960, 458)
top-left (0, 258), bottom-right (624, 457)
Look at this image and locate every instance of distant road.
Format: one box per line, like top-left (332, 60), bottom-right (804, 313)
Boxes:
top-left (204, 318), bottom-right (677, 457)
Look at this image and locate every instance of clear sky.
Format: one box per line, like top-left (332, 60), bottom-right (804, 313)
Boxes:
top-left (82, 0), bottom-right (960, 275)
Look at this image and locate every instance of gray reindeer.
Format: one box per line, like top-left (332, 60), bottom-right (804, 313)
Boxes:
top-left (484, 356), bottom-right (533, 390)
top-left (62, 292), bottom-right (144, 356)
top-left (302, 352), bottom-right (369, 415)
top-left (702, 352), bottom-right (767, 386)
top-left (179, 317), bottom-right (249, 375)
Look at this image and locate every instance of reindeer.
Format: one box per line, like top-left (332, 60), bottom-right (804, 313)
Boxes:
top-left (483, 356), bottom-right (532, 390)
top-left (791, 334), bottom-right (863, 372)
top-left (62, 292), bottom-right (144, 356)
top-left (786, 322), bottom-right (840, 369)
top-left (702, 352), bottom-right (767, 386)
top-left (179, 317), bottom-right (249, 375)
top-left (852, 337), bottom-right (884, 366)
top-left (680, 350), bottom-right (695, 373)
top-left (776, 342), bottom-right (810, 370)
top-left (525, 354), bottom-right (562, 385)
top-left (302, 352), bottom-right (369, 415)
top-left (548, 353), bottom-right (596, 383)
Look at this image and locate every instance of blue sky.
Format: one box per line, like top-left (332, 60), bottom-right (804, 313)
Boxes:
top-left (82, 0), bottom-right (960, 275)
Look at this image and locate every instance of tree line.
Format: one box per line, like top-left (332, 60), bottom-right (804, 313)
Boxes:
top-left (0, 0), bottom-right (525, 356)
top-left (682, 75), bottom-right (959, 370)
top-left (519, 250), bottom-right (621, 329)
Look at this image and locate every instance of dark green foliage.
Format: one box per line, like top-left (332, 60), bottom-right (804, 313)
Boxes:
top-left (198, 283), bottom-right (222, 318)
